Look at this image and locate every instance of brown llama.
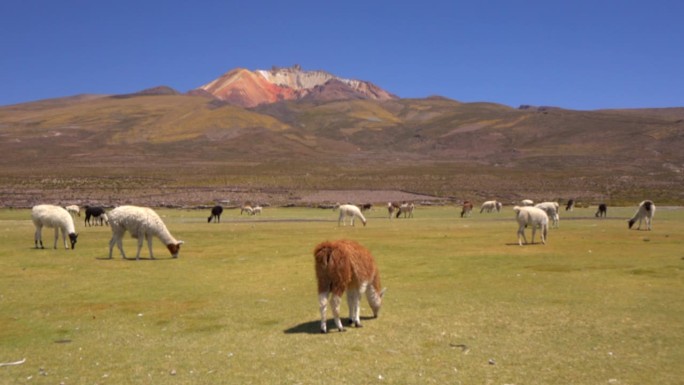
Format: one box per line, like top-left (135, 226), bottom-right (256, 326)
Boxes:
top-left (460, 201), bottom-right (474, 218)
top-left (387, 202), bottom-right (400, 219)
top-left (314, 239), bottom-right (385, 333)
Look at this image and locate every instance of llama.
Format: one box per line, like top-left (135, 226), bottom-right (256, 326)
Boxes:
top-left (31, 204), bottom-right (78, 249)
top-left (628, 200), bottom-right (655, 230)
top-left (84, 206), bottom-right (108, 226)
top-left (65, 205), bottom-right (81, 217)
top-left (252, 205), bottom-right (262, 215)
top-left (387, 202), bottom-right (400, 219)
top-left (521, 199), bottom-right (534, 206)
top-left (513, 206), bottom-right (549, 246)
top-left (460, 201), bottom-right (474, 218)
top-left (240, 203), bottom-right (254, 215)
top-left (396, 202), bottom-right (415, 218)
top-left (208, 205), bottom-right (223, 223)
top-left (337, 204), bottom-right (367, 227)
top-left (595, 203), bottom-right (607, 218)
top-left (565, 199), bottom-right (575, 211)
top-left (313, 239), bottom-right (385, 333)
top-left (360, 203), bottom-right (373, 212)
top-left (534, 201), bottom-right (560, 228)
top-left (480, 200), bottom-right (502, 213)
top-left (107, 205), bottom-right (184, 260)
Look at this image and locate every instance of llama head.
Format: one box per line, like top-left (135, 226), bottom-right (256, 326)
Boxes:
top-left (628, 219), bottom-right (636, 229)
top-left (68, 233), bottom-right (78, 249)
top-left (370, 287), bottom-right (386, 318)
top-left (167, 241), bottom-right (184, 258)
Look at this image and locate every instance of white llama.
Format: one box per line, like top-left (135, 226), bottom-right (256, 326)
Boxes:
top-left (628, 200), bottom-right (656, 230)
top-left (337, 204), bottom-right (367, 227)
top-left (107, 205), bottom-right (183, 260)
top-left (32, 204), bottom-right (78, 249)
top-left (513, 206), bottom-right (549, 246)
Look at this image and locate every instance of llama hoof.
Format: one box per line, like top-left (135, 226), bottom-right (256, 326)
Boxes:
top-left (354, 322), bottom-right (363, 328)
top-left (320, 329), bottom-right (327, 334)
top-left (338, 327), bottom-right (346, 332)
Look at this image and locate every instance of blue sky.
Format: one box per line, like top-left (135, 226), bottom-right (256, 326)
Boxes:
top-left (1, 1), bottom-right (682, 109)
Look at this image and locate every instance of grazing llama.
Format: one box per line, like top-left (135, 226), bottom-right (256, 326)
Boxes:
top-left (84, 206), bottom-right (108, 226)
top-left (565, 199), bottom-right (575, 211)
top-left (337, 204), bottom-right (367, 226)
top-left (360, 203), bottom-right (373, 211)
top-left (461, 201), bottom-right (474, 218)
top-left (480, 200), bottom-right (502, 213)
top-left (65, 205), bottom-right (81, 217)
top-left (513, 206), bottom-right (549, 246)
top-left (314, 239), bottom-right (385, 333)
top-left (387, 202), bottom-right (400, 219)
top-left (396, 202), bottom-right (415, 218)
top-left (534, 201), bottom-right (560, 228)
top-left (208, 205), bottom-right (223, 223)
top-left (32, 204), bottom-right (78, 249)
top-left (240, 202), bottom-right (254, 215)
top-left (595, 203), bottom-right (607, 218)
top-left (628, 200), bottom-right (655, 230)
top-left (107, 205), bottom-right (183, 260)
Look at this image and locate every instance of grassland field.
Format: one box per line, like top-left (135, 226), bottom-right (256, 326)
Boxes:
top-left (0, 205), bottom-right (682, 384)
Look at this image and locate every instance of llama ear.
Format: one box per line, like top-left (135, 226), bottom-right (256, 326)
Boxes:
top-left (380, 288), bottom-right (387, 297)
top-left (177, 240), bottom-right (185, 245)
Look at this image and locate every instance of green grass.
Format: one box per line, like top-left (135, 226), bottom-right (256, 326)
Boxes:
top-left (1, 206), bottom-right (683, 384)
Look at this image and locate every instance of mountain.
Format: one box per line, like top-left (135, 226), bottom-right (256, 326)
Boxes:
top-left (193, 65), bottom-right (397, 107)
top-left (0, 69), bottom-right (683, 206)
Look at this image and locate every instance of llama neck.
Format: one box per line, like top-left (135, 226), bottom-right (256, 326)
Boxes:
top-left (152, 224), bottom-right (177, 245)
top-left (64, 218), bottom-right (76, 234)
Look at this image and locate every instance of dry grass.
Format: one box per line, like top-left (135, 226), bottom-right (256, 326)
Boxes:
top-left (1, 205), bottom-right (682, 384)
top-left (2, 96), bottom-right (683, 206)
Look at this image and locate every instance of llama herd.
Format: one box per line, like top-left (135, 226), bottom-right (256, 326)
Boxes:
top-left (27, 198), bottom-right (657, 333)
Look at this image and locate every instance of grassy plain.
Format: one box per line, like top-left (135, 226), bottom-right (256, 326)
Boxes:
top-left (1, 206), bottom-right (683, 384)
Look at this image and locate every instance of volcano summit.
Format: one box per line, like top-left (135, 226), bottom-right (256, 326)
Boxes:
top-left (193, 64), bottom-right (397, 108)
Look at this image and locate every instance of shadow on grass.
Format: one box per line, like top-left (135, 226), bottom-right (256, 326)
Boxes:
top-left (284, 316), bottom-right (376, 334)
top-left (94, 256), bottom-right (178, 261)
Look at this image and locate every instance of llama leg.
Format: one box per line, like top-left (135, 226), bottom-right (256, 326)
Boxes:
top-left (347, 289), bottom-right (361, 327)
top-left (61, 228), bottom-right (68, 249)
top-left (146, 235), bottom-right (155, 259)
top-left (517, 225), bottom-right (527, 246)
top-left (531, 226), bottom-right (537, 244)
top-left (331, 294), bottom-right (345, 332)
top-left (108, 237), bottom-right (116, 259)
top-left (34, 226), bottom-right (44, 249)
top-left (53, 228), bottom-right (59, 249)
top-left (116, 237), bottom-right (127, 259)
top-left (318, 292), bottom-right (329, 333)
top-left (135, 233), bottom-right (144, 260)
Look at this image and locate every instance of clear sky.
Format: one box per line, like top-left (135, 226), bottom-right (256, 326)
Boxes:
top-left (1, 1), bottom-right (682, 110)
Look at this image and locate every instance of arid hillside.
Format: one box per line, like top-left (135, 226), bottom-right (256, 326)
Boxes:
top-left (1, 92), bottom-right (683, 207)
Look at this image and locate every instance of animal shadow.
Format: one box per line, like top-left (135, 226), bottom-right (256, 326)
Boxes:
top-left (95, 256), bottom-right (176, 261)
top-left (284, 316), bottom-right (376, 335)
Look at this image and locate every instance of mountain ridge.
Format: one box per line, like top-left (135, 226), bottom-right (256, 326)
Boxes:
top-left (1, 68), bottom-right (683, 205)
